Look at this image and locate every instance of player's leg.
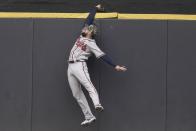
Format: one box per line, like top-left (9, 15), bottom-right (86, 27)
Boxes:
top-left (74, 62), bottom-right (103, 111)
top-left (67, 65), bottom-right (95, 120)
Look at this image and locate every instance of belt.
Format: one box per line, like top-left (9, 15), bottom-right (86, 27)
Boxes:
top-left (68, 60), bottom-right (85, 63)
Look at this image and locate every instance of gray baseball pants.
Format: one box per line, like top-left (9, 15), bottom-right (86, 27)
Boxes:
top-left (67, 61), bottom-right (100, 119)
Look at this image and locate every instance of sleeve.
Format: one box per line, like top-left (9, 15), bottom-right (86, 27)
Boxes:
top-left (83, 7), bottom-right (97, 26)
top-left (87, 41), bottom-right (105, 58)
top-left (100, 55), bottom-right (117, 68)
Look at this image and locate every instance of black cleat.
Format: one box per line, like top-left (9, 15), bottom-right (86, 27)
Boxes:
top-left (95, 105), bottom-right (104, 112)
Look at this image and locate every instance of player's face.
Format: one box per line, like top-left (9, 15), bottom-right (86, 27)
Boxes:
top-left (81, 27), bottom-right (92, 37)
top-left (81, 27), bottom-right (89, 36)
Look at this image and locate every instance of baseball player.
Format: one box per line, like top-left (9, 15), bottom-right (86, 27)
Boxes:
top-left (67, 4), bottom-right (127, 126)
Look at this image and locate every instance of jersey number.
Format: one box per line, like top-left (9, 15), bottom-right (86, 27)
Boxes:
top-left (76, 38), bottom-right (86, 51)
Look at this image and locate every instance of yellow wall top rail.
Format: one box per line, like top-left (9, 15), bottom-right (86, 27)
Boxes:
top-left (0, 12), bottom-right (196, 20)
top-left (118, 14), bottom-right (196, 20)
top-left (0, 12), bottom-right (118, 19)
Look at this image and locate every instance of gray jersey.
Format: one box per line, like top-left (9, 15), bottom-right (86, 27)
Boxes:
top-left (68, 36), bottom-right (105, 61)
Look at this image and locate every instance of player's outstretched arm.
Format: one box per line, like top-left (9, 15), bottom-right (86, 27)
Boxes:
top-left (87, 32), bottom-right (127, 72)
top-left (84, 4), bottom-right (104, 26)
top-left (100, 55), bottom-right (127, 72)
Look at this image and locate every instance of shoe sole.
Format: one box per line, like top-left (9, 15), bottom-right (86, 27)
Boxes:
top-left (81, 119), bottom-right (96, 127)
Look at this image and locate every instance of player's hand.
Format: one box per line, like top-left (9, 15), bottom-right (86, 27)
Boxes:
top-left (115, 65), bottom-right (127, 72)
top-left (96, 4), bottom-right (101, 9)
top-left (95, 4), bottom-right (105, 12)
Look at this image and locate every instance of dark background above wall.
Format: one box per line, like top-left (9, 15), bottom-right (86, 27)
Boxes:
top-left (0, 0), bottom-right (196, 14)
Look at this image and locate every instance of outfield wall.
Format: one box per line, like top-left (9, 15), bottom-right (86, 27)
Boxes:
top-left (0, 19), bottom-right (196, 131)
